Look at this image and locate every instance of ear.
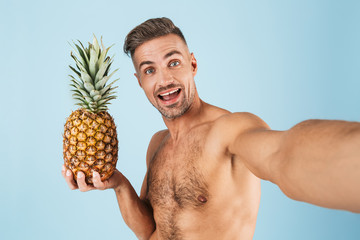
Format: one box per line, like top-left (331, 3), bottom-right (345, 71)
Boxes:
top-left (134, 73), bottom-right (142, 88)
top-left (190, 53), bottom-right (198, 76)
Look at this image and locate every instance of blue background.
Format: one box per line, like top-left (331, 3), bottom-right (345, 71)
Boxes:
top-left (1, 0), bottom-right (359, 239)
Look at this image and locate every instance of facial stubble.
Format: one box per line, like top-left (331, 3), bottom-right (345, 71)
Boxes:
top-left (152, 84), bottom-right (195, 119)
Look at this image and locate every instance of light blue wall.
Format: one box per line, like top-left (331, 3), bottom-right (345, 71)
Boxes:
top-left (1, 0), bottom-right (359, 239)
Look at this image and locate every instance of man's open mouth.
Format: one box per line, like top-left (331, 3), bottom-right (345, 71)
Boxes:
top-left (158, 88), bottom-right (181, 102)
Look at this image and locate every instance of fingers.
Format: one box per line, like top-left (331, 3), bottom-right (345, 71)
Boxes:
top-left (92, 171), bottom-right (106, 190)
top-left (76, 171), bottom-right (96, 192)
top-left (61, 165), bottom-right (66, 177)
top-left (62, 165), bottom-right (78, 190)
top-left (62, 164), bottom-right (110, 191)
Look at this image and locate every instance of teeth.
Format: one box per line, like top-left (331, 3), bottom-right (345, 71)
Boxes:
top-left (160, 89), bottom-right (179, 96)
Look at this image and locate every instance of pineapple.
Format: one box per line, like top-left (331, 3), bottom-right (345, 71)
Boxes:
top-left (63, 36), bottom-right (119, 184)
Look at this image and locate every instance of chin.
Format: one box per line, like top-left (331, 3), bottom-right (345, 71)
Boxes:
top-left (159, 106), bottom-right (190, 119)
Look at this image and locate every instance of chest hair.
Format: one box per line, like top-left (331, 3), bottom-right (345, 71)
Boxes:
top-left (146, 136), bottom-right (210, 239)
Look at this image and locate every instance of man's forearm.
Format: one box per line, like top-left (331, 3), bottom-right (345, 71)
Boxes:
top-left (275, 119), bottom-right (360, 212)
top-left (114, 173), bottom-right (155, 240)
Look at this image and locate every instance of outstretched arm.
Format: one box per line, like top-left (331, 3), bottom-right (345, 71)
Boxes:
top-left (222, 112), bottom-right (360, 212)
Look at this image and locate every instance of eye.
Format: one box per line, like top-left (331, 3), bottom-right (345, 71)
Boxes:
top-left (169, 60), bottom-right (180, 67)
top-left (144, 68), bottom-right (155, 75)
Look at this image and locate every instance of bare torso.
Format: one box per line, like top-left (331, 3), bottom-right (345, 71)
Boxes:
top-left (147, 107), bottom-right (261, 240)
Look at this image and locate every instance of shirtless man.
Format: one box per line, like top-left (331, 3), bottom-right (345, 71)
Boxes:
top-left (62, 17), bottom-right (360, 240)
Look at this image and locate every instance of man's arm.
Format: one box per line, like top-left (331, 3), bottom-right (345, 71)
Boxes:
top-left (115, 129), bottom-right (167, 239)
top-left (62, 130), bottom-right (167, 239)
top-left (220, 112), bottom-right (360, 212)
top-left (62, 168), bottom-right (155, 239)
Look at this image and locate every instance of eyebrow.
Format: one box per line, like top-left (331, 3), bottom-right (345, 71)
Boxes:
top-left (164, 50), bottom-right (182, 59)
top-left (139, 60), bottom-right (154, 70)
top-left (138, 50), bottom-right (183, 70)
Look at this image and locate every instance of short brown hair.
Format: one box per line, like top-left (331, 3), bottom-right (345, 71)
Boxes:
top-left (123, 17), bottom-right (187, 57)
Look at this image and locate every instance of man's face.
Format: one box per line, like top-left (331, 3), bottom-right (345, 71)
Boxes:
top-left (132, 34), bottom-right (198, 119)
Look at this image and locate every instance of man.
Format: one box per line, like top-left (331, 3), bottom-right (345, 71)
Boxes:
top-left (62, 17), bottom-right (360, 240)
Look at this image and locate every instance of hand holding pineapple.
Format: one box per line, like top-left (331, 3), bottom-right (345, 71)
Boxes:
top-left (62, 164), bottom-right (123, 191)
top-left (63, 36), bottom-right (119, 185)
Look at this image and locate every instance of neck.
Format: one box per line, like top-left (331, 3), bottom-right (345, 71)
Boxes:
top-left (162, 94), bottom-right (205, 142)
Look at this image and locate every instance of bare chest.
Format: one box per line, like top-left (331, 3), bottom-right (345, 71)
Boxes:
top-left (146, 136), bottom-right (210, 238)
top-left (147, 138), bottom-right (209, 209)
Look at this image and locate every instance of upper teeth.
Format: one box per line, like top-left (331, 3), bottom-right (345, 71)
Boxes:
top-left (160, 89), bottom-right (179, 96)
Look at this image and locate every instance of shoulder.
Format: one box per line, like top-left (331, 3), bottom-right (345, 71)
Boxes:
top-left (207, 112), bottom-right (270, 149)
top-left (145, 129), bottom-right (169, 167)
top-left (214, 112), bottom-right (270, 132)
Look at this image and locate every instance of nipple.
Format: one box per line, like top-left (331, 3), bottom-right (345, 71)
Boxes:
top-left (197, 195), bottom-right (208, 203)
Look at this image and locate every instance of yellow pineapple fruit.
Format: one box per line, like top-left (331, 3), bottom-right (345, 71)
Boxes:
top-left (63, 36), bottom-right (118, 184)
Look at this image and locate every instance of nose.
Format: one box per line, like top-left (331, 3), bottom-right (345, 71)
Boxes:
top-left (158, 68), bottom-right (173, 85)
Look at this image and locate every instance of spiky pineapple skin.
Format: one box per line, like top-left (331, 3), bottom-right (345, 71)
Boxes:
top-left (63, 109), bottom-right (118, 184)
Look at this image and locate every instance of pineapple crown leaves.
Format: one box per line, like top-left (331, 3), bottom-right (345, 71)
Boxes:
top-left (68, 35), bottom-right (119, 113)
